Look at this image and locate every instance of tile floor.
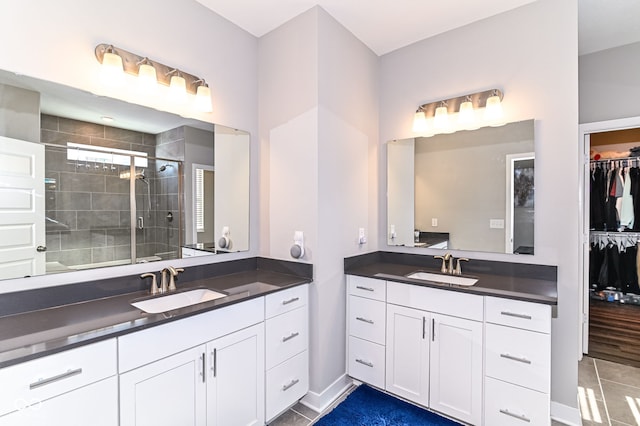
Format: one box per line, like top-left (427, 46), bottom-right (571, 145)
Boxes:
top-left (579, 356), bottom-right (640, 426)
top-left (271, 360), bottom-right (640, 426)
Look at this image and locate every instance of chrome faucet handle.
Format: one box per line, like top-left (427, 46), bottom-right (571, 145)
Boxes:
top-left (141, 273), bottom-right (159, 295)
top-left (455, 258), bottom-right (469, 275)
top-left (434, 255), bottom-right (447, 273)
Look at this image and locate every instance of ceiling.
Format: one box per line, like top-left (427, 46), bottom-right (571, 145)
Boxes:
top-left (196, 0), bottom-right (640, 56)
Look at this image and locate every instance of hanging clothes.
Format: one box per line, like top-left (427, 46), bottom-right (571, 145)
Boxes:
top-left (621, 167), bottom-right (635, 229)
top-left (589, 232), bottom-right (640, 293)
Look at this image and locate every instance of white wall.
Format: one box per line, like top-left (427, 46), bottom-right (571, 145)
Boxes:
top-left (379, 0), bottom-right (579, 415)
top-left (259, 6), bottom-right (379, 404)
top-left (387, 139), bottom-right (415, 246)
top-left (0, 0), bottom-right (260, 291)
top-left (579, 41), bottom-right (640, 124)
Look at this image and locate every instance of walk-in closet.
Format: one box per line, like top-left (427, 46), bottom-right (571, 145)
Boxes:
top-left (585, 126), bottom-right (640, 367)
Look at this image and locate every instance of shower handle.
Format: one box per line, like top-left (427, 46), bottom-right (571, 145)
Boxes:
top-left (36, 246), bottom-right (47, 252)
top-left (137, 217), bottom-right (144, 230)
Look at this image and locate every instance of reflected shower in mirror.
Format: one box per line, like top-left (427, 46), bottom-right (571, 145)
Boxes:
top-left (387, 119), bottom-right (534, 254)
top-left (0, 69), bottom-right (250, 282)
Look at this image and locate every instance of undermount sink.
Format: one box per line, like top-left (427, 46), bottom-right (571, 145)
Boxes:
top-left (131, 289), bottom-right (227, 313)
top-left (405, 271), bottom-right (478, 286)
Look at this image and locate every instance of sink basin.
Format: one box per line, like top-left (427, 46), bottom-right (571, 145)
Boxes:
top-left (405, 272), bottom-right (478, 286)
top-left (131, 289), bottom-right (227, 313)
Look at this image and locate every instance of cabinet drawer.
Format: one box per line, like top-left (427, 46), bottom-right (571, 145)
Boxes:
top-left (0, 339), bottom-right (117, 417)
top-left (485, 297), bottom-right (551, 333)
top-left (265, 285), bottom-right (308, 319)
top-left (485, 377), bottom-right (550, 426)
top-left (266, 350), bottom-right (309, 422)
top-left (485, 323), bottom-right (550, 393)
top-left (387, 281), bottom-right (483, 321)
top-left (349, 295), bottom-right (386, 344)
top-left (348, 336), bottom-right (385, 389)
top-left (348, 276), bottom-right (386, 301)
top-left (266, 305), bottom-right (308, 369)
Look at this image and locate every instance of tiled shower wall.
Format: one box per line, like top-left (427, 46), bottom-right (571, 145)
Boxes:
top-left (41, 115), bottom-right (182, 271)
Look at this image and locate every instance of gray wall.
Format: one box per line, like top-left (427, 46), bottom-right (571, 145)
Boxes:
top-left (579, 41), bottom-right (640, 124)
top-left (259, 6), bottom-right (379, 406)
top-left (379, 0), bottom-right (580, 414)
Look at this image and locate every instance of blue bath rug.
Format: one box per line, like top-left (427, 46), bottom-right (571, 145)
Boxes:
top-left (314, 385), bottom-right (462, 426)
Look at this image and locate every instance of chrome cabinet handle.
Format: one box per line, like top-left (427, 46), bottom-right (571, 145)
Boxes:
top-left (282, 297), bottom-right (300, 305)
top-left (356, 317), bottom-right (374, 324)
top-left (282, 332), bottom-right (300, 342)
top-left (29, 368), bottom-right (82, 389)
top-left (431, 318), bottom-right (435, 342)
top-left (355, 359), bottom-right (373, 368)
top-left (200, 353), bottom-right (205, 383)
top-left (282, 378), bottom-right (300, 391)
top-left (500, 353), bottom-right (532, 364)
top-left (422, 317), bottom-right (426, 339)
top-left (355, 286), bottom-right (374, 292)
top-left (499, 409), bottom-right (531, 423)
top-left (212, 349), bottom-right (217, 377)
top-left (500, 311), bottom-right (532, 320)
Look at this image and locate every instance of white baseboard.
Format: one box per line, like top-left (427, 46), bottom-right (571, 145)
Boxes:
top-left (300, 374), bottom-right (354, 413)
top-left (551, 401), bottom-right (582, 426)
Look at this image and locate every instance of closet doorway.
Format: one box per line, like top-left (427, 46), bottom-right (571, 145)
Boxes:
top-left (580, 117), bottom-right (640, 367)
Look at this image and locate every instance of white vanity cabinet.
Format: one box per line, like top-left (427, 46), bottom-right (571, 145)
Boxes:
top-left (207, 323), bottom-right (265, 426)
top-left (118, 297), bottom-right (265, 426)
top-left (386, 281), bottom-right (483, 425)
top-left (484, 296), bottom-right (552, 426)
top-left (264, 285), bottom-right (309, 422)
top-left (0, 339), bottom-right (118, 426)
top-left (346, 276), bottom-right (386, 389)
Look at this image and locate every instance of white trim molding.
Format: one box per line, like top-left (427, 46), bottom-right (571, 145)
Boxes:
top-left (300, 374), bottom-right (353, 413)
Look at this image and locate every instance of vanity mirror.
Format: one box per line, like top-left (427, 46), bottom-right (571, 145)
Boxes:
top-left (387, 119), bottom-right (534, 254)
top-left (0, 69), bottom-right (250, 281)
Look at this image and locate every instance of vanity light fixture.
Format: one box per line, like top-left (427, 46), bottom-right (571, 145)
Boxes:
top-left (412, 88), bottom-right (504, 135)
top-left (95, 43), bottom-right (213, 112)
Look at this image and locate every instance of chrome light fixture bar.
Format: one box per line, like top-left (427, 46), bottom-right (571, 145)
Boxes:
top-left (95, 43), bottom-right (213, 112)
top-left (413, 88), bottom-right (504, 134)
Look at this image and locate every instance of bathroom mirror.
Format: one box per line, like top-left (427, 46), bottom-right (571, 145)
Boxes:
top-left (0, 69), bottom-right (250, 281)
top-left (387, 119), bottom-right (535, 254)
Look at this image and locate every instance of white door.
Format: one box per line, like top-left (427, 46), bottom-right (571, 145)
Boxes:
top-left (0, 136), bottom-right (45, 279)
top-left (429, 313), bottom-right (483, 425)
top-left (119, 345), bottom-right (206, 426)
top-left (207, 323), bottom-right (265, 426)
top-left (385, 304), bottom-right (430, 406)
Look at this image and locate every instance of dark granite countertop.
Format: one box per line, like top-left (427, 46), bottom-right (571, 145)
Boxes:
top-left (345, 252), bottom-right (557, 306)
top-left (0, 265), bottom-right (311, 369)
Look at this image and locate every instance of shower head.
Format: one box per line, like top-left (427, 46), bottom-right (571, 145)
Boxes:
top-left (159, 164), bottom-right (173, 172)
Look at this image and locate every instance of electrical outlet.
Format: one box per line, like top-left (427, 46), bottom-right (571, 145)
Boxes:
top-left (358, 228), bottom-right (367, 244)
top-left (431, 218), bottom-right (438, 227)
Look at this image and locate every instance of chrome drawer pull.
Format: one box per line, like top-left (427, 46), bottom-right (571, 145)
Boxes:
top-left (355, 286), bottom-right (374, 292)
top-left (500, 311), bottom-right (532, 320)
top-left (499, 409), bottom-right (531, 423)
top-left (282, 297), bottom-right (300, 305)
top-left (356, 317), bottom-right (374, 324)
top-left (282, 378), bottom-right (300, 391)
top-left (282, 332), bottom-right (300, 342)
top-left (29, 368), bottom-right (82, 390)
top-left (355, 359), bottom-right (374, 368)
top-left (500, 353), bottom-right (532, 364)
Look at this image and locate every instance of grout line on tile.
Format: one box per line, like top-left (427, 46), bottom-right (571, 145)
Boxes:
top-left (593, 357), bottom-right (613, 426)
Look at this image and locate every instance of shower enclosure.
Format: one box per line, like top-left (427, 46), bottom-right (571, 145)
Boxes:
top-left (44, 142), bottom-right (183, 273)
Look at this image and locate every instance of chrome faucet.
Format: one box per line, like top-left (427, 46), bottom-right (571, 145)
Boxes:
top-left (160, 266), bottom-right (185, 293)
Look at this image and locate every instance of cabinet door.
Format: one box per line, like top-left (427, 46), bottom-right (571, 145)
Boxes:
top-left (0, 376), bottom-right (118, 426)
top-left (119, 345), bottom-right (206, 426)
top-left (429, 313), bottom-right (482, 425)
top-left (385, 304), bottom-right (430, 406)
top-left (207, 323), bottom-right (265, 426)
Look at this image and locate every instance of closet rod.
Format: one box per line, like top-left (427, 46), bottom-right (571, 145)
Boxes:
top-left (590, 157), bottom-right (640, 165)
top-left (590, 231), bottom-right (640, 238)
